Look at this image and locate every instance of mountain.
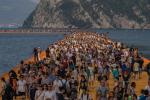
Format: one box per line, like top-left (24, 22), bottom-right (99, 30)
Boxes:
top-left (23, 0), bottom-right (150, 29)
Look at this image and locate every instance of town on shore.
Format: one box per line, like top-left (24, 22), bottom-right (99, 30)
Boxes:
top-left (0, 28), bottom-right (87, 33)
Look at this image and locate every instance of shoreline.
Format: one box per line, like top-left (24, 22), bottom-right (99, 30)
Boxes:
top-left (0, 28), bottom-right (149, 34)
top-left (0, 32), bottom-right (69, 35)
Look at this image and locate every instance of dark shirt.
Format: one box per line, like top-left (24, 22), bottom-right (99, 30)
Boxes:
top-left (33, 48), bottom-right (38, 56)
top-left (80, 79), bottom-right (88, 90)
top-left (123, 73), bottom-right (130, 82)
top-left (46, 48), bottom-right (50, 58)
top-left (58, 68), bottom-right (66, 78)
top-left (30, 87), bottom-right (37, 100)
top-left (48, 74), bottom-right (56, 83)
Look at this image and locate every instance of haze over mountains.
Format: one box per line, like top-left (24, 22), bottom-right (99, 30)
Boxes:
top-left (23, 0), bottom-right (150, 29)
top-left (0, 0), bottom-right (38, 24)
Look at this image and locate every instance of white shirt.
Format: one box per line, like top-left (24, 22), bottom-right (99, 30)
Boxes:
top-left (72, 69), bottom-right (78, 80)
top-left (35, 90), bottom-right (44, 100)
top-left (53, 79), bottom-right (61, 92)
top-left (44, 90), bottom-right (57, 100)
top-left (0, 81), bottom-right (6, 95)
top-left (50, 48), bottom-right (55, 54)
top-left (17, 80), bottom-right (26, 92)
top-left (75, 48), bottom-right (78, 52)
top-left (58, 79), bottom-right (69, 88)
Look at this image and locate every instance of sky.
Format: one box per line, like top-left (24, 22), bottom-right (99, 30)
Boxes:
top-left (0, 0), bottom-right (39, 25)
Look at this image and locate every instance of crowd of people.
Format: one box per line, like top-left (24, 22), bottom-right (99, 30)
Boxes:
top-left (1, 32), bottom-right (150, 100)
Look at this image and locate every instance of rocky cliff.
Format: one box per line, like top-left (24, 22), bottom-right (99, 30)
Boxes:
top-left (23, 0), bottom-right (150, 29)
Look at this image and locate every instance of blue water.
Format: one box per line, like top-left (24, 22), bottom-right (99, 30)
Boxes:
top-left (97, 29), bottom-right (150, 58)
top-left (0, 30), bottom-right (150, 75)
top-left (0, 33), bottom-right (64, 75)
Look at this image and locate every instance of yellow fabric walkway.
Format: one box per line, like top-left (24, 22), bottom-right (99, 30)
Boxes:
top-left (0, 52), bottom-right (150, 100)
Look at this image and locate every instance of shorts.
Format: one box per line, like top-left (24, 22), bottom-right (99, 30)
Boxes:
top-left (139, 68), bottom-right (142, 72)
top-left (134, 71), bottom-right (138, 74)
top-left (18, 92), bottom-right (25, 96)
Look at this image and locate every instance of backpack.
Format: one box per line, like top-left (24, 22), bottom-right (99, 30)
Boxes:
top-left (56, 93), bottom-right (64, 100)
top-left (69, 80), bottom-right (78, 89)
top-left (70, 88), bottom-right (78, 99)
top-left (60, 80), bottom-right (67, 93)
top-left (80, 80), bottom-right (88, 90)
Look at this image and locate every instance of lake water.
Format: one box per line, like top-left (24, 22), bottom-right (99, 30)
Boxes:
top-left (97, 29), bottom-right (150, 58)
top-left (0, 33), bottom-right (64, 75)
top-left (0, 30), bottom-right (150, 75)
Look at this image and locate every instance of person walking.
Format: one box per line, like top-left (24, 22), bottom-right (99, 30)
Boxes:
top-left (35, 85), bottom-right (44, 100)
top-left (96, 80), bottom-right (109, 100)
top-left (0, 78), bottom-right (6, 100)
top-left (17, 75), bottom-right (27, 100)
